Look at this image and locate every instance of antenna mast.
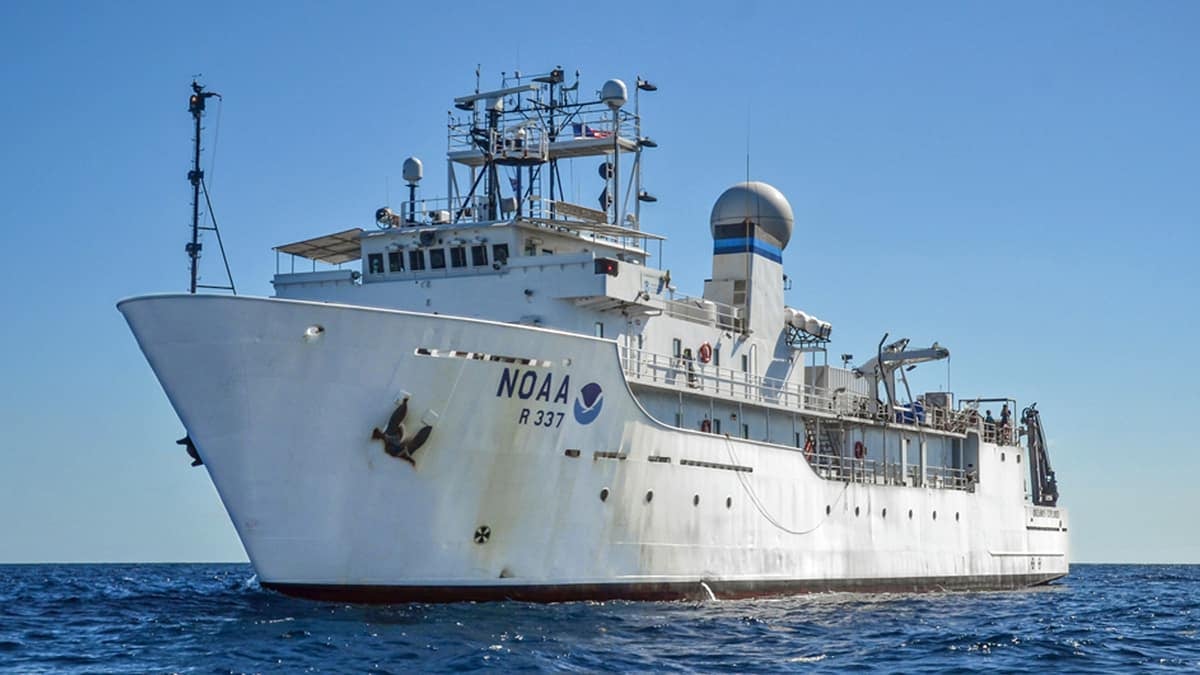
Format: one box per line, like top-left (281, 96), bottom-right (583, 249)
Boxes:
top-left (186, 80), bottom-right (235, 294)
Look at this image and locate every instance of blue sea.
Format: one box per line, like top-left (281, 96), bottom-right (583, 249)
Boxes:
top-left (0, 564), bottom-right (1196, 673)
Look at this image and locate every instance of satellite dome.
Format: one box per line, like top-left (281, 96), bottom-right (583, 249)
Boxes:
top-left (600, 79), bottom-right (627, 109)
top-left (709, 181), bottom-right (794, 249)
top-left (402, 156), bottom-right (423, 184)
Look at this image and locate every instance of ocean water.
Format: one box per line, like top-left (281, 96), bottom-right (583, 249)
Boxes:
top-left (0, 564), bottom-right (1196, 673)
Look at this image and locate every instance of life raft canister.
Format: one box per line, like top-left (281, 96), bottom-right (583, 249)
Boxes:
top-left (698, 342), bottom-right (713, 364)
top-left (854, 440), bottom-right (867, 459)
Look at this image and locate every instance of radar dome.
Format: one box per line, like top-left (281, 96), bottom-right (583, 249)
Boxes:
top-left (709, 181), bottom-right (794, 249)
top-left (601, 79), bottom-right (627, 109)
top-left (402, 156), bottom-right (423, 184)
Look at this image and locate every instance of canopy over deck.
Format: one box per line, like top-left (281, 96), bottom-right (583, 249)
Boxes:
top-left (274, 228), bottom-right (363, 264)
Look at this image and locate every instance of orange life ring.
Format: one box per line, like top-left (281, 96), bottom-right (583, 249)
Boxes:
top-left (698, 342), bottom-right (713, 364)
top-left (700, 419), bottom-right (712, 433)
top-left (854, 441), bottom-right (866, 459)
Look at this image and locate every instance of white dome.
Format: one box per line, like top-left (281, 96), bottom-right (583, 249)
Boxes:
top-left (709, 181), bottom-right (794, 249)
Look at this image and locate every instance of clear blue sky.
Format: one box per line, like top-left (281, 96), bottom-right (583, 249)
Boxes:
top-left (1, 1), bottom-right (1196, 564)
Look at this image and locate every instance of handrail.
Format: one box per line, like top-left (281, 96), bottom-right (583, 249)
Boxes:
top-left (619, 346), bottom-right (1016, 444)
top-left (802, 451), bottom-right (971, 490)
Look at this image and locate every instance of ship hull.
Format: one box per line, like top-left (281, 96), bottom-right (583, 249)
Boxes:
top-left (119, 294), bottom-right (1068, 601)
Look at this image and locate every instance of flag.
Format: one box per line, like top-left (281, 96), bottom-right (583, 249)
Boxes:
top-left (573, 123), bottom-right (612, 139)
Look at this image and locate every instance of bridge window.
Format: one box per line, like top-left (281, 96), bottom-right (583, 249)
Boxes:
top-left (430, 249), bottom-right (446, 269)
top-left (493, 243), bottom-right (509, 264)
top-left (471, 244), bottom-right (488, 266)
top-left (408, 250), bottom-right (426, 271)
top-left (450, 246), bottom-right (467, 268)
top-left (388, 251), bottom-right (403, 272)
top-left (367, 253), bottom-right (384, 274)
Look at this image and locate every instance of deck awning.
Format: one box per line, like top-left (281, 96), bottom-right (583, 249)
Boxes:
top-left (274, 228), bottom-right (363, 264)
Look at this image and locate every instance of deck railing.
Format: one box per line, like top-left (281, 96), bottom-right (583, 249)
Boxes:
top-left (619, 346), bottom-right (1016, 445)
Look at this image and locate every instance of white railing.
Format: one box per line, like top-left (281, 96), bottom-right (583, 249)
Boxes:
top-left (796, 452), bottom-right (972, 490)
top-left (620, 346), bottom-right (1011, 443)
top-left (660, 294), bottom-right (742, 331)
top-left (448, 109), bottom-right (639, 157)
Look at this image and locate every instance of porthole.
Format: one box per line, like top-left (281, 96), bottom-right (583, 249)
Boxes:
top-left (908, 509), bottom-right (913, 519)
top-left (855, 506), bottom-right (860, 517)
top-left (933, 511), bottom-right (938, 520)
top-left (1001, 452), bottom-right (1006, 462)
top-left (826, 505), bottom-right (831, 516)
top-left (645, 490), bottom-right (654, 503)
top-left (599, 488), bottom-right (609, 502)
top-left (1017, 454), bottom-right (1022, 463)
top-left (882, 508), bottom-right (887, 518)
top-left (955, 512), bottom-right (960, 522)
top-left (693, 494), bottom-right (700, 506)
top-left (726, 496), bottom-right (733, 509)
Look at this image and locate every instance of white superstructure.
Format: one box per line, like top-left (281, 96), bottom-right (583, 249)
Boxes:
top-left (120, 69), bottom-right (1067, 602)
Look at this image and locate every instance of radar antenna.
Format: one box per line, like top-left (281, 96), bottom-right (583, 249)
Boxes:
top-left (186, 80), bottom-right (236, 294)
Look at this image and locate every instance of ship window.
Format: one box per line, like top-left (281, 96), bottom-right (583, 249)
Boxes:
top-left (594, 322), bottom-right (604, 338)
top-left (524, 240), bottom-right (538, 256)
top-left (493, 243), bottom-right (509, 264)
top-left (674, 412), bottom-right (682, 427)
top-left (388, 251), bottom-right (403, 272)
top-left (672, 338), bottom-right (682, 358)
top-left (430, 249), bottom-right (446, 269)
top-left (408, 250), bottom-right (426, 271)
top-left (794, 432), bottom-right (802, 448)
top-left (367, 253), bottom-right (384, 275)
top-left (450, 246), bottom-right (467, 268)
top-left (713, 346), bottom-right (720, 367)
top-left (741, 354), bottom-right (749, 372)
top-left (712, 419), bottom-right (721, 434)
top-left (742, 423), bottom-right (749, 439)
top-left (471, 244), bottom-right (488, 266)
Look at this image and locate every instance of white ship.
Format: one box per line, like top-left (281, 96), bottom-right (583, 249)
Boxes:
top-left (120, 70), bottom-right (1068, 602)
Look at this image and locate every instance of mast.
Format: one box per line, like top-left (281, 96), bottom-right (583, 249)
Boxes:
top-left (185, 81), bottom-right (235, 294)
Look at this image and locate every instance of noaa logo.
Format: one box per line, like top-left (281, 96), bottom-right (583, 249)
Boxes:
top-left (573, 382), bottom-right (604, 425)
